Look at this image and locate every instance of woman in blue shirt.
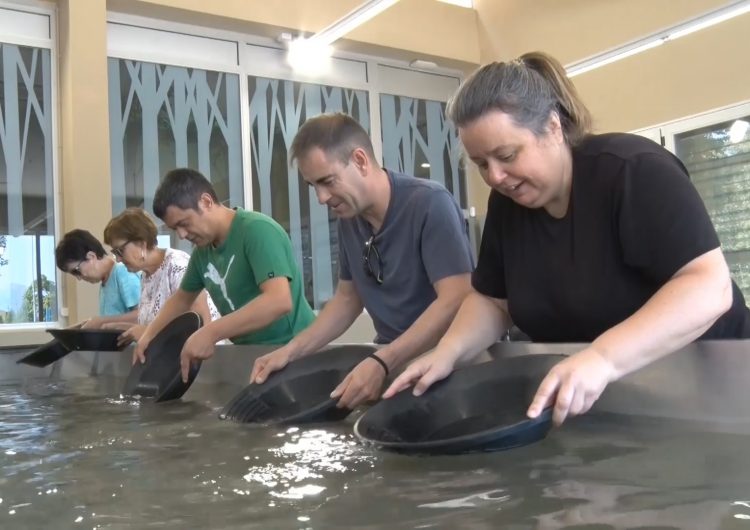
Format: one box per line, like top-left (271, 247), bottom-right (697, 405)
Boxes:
top-left (55, 229), bottom-right (141, 328)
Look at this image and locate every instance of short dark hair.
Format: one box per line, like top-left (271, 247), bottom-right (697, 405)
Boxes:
top-left (290, 113), bottom-right (376, 166)
top-left (103, 208), bottom-right (159, 249)
top-left (55, 229), bottom-right (106, 271)
top-left (153, 168), bottom-right (220, 220)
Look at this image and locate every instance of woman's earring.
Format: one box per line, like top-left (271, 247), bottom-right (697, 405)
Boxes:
top-left (141, 250), bottom-right (145, 262)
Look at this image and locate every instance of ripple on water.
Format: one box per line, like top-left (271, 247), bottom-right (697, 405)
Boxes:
top-left (2, 378), bottom-right (750, 529)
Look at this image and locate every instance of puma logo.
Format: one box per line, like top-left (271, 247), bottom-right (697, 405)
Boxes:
top-left (204, 255), bottom-right (236, 311)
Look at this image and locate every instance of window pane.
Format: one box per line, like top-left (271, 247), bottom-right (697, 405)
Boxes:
top-left (247, 76), bottom-right (370, 308)
top-left (675, 117), bottom-right (750, 299)
top-left (380, 94), bottom-right (466, 207)
top-left (108, 59), bottom-right (243, 250)
top-left (0, 43), bottom-right (57, 324)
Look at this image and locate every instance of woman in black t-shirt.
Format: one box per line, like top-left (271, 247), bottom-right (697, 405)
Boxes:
top-left (384, 51), bottom-right (750, 426)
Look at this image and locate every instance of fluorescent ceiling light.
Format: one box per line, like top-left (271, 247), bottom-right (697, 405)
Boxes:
top-left (409, 59), bottom-right (438, 69)
top-left (314, 0), bottom-right (401, 46)
top-left (287, 38), bottom-right (333, 75)
top-left (420, 163), bottom-right (431, 168)
top-left (668, 1), bottom-right (750, 40)
top-left (437, 0), bottom-right (473, 7)
top-left (567, 39), bottom-right (665, 77)
top-left (566, 0), bottom-right (750, 77)
top-left (286, 0), bottom-right (400, 73)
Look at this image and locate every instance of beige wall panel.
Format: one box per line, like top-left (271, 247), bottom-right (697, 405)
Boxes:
top-left (58, 0), bottom-right (112, 328)
top-left (575, 14), bottom-right (750, 133)
top-left (474, 0), bottom-right (732, 63)
top-left (332, 312), bottom-right (377, 345)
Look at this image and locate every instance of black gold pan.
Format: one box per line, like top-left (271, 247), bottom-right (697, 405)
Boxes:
top-left (353, 354), bottom-right (564, 454)
top-left (48, 328), bottom-right (124, 352)
top-left (220, 344), bottom-right (377, 424)
top-left (121, 312), bottom-right (203, 403)
top-left (17, 329), bottom-right (125, 367)
top-left (16, 339), bottom-right (72, 367)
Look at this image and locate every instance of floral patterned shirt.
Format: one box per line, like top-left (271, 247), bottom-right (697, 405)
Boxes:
top-left (137, 248), bottom-right (220, 325)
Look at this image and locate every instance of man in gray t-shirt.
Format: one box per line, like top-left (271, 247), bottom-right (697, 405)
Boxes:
top-left (251, 113), bottom-right (474, 408)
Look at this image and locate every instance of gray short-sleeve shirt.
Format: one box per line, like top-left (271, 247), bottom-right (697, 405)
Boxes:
top-left (338, 170), bottom-right (474, 343)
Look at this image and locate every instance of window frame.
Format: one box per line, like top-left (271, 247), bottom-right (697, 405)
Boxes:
top-left (105, 13), bottom-right (467, 310)
top-left (106, 12), bottom-right (465, 213)
top-left (634, 99), bottom-right (750, 301)
top-left (0, 0), bottom-right (62, 330)
top-left (634, 100), bottom-right (750, 151)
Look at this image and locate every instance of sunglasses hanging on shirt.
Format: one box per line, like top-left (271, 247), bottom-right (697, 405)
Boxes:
top-left (363, 235), bottom-right (383, 285)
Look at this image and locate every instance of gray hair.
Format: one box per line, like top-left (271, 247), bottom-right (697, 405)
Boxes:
top-left (447, 51), bottom-right (592, 146)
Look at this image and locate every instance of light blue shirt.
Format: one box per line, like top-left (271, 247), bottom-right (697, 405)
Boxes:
top-left (99, 262), bottom-right (141, 316)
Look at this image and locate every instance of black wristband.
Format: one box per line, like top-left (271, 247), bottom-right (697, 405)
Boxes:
top-left (367, 352), bottom-right (389, 377)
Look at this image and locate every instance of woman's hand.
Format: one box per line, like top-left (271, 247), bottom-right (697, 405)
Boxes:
top-left (527, 348), bottom-right (618, 426)
top-left (81, 317), bottom-right (103, 329)
top-left (382, 350), bottom-right (456, 399)
top-left (117, 324), bottom-right (145, 348)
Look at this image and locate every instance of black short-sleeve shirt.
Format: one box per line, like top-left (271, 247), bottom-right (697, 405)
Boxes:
top-left (472, 132), bottom-right (750, 342)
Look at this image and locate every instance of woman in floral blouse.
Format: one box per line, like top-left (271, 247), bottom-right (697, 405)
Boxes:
top-left (103, 207), bottom-right (219, 346)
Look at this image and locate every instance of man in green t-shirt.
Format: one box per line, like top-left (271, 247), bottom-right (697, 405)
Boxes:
top-left (133, 168), bottom-right (314, 379)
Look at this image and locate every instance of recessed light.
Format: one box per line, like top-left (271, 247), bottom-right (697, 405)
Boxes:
top-left (409, 59), bottom-right (438, 70)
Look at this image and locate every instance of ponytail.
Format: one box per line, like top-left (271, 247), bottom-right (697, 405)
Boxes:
top-left (447, 51), bottom-right (592, 145)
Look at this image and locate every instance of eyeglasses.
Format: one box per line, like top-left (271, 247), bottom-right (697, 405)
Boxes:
top-left (70, 258), bottom-right (86, 277)
top-left (111, 241), bottom-right (132, 259)
top-left (363, 235), bottom-right (383, 285)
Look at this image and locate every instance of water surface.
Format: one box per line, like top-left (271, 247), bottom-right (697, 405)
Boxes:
top-left (0, 376), bottom-right (749, 529)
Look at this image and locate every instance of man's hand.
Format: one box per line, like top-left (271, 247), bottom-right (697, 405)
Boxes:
top-left (526, 348), bottom-right (618, 426)
top-left (330, 358), bottom-right (388, 409)
top-left (132, 335), bottom-right (151, 365)
top-left (179, 327), bottom-right (218, 382)
top-left (250, 346), bottom-right (296, 384)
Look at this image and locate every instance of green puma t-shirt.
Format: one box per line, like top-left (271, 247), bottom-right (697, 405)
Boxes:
top-left (181, 209), bottom-right (314, 345)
